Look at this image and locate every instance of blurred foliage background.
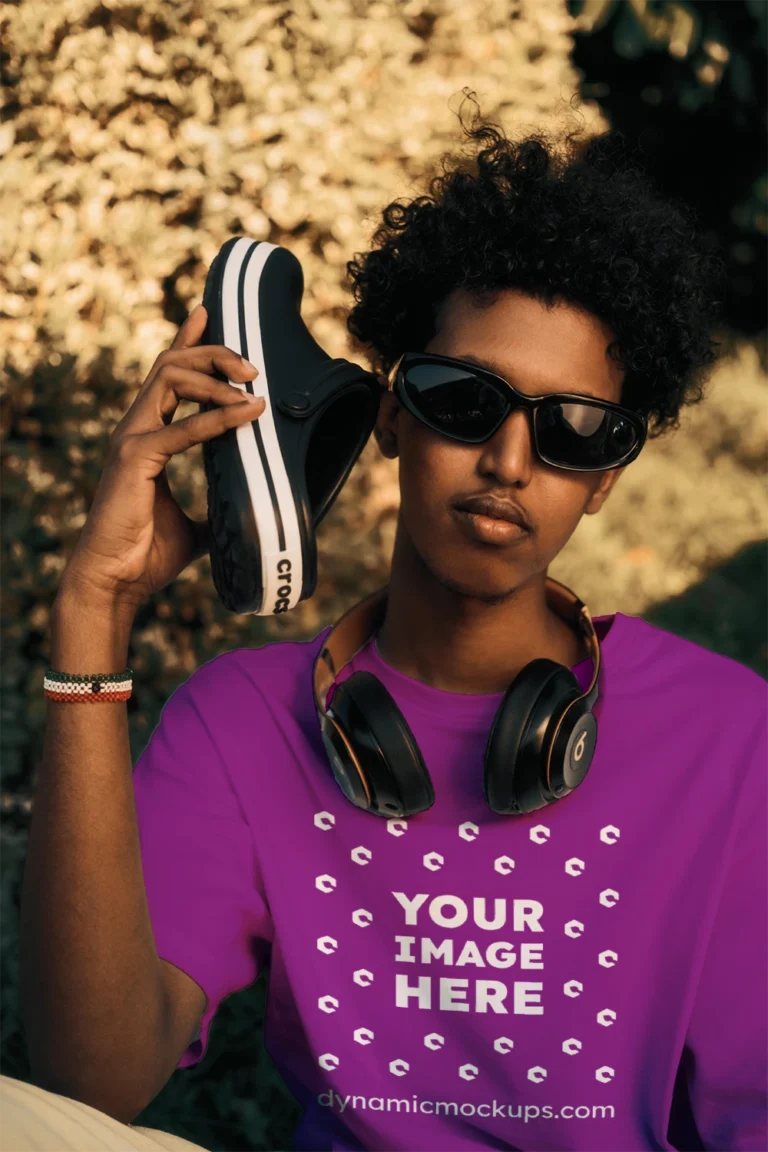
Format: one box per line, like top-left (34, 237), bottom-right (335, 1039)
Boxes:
top-left (1, 0), bottom-right (766, 1149)
top-left (569, 0), bottom-right (767, 334)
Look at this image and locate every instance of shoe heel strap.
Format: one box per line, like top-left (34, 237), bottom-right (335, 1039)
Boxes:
top-left (274, 360), bottom-right (379, 419)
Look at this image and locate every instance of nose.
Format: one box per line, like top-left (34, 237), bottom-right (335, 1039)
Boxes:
top-left (476, 406), bottom-right (535, 486)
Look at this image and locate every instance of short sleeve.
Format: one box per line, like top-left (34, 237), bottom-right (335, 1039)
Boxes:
top-left (681, 705), bottom-right (768, 1150)
top-left (131, 659), bottom-right (272, 1068)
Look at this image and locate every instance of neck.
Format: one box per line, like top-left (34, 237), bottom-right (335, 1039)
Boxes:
top-left (375, 521), bottom-right (587, 694)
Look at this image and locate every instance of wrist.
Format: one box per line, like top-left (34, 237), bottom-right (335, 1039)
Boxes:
top-left (50, 587), bottom-right (136, 676)
top-left (54, 571), bottom-right (140, 624)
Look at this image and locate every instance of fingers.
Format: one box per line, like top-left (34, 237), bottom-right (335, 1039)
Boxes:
top-left (156, 351), bottom-right (258, 425)
top-left (138, 394), bottom-right (266, 464)
top-left (170, 303), bottom-right (207, 352)
top-left (113, 301), bottom-right (263, 451)
top-left (132, 304), bottom-right (209, 406)
top-left (126, 349), bottom-right (259, 435)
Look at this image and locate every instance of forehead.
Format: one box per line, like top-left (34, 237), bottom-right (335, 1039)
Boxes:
top-left (429, 288), bottom-right (625, 403)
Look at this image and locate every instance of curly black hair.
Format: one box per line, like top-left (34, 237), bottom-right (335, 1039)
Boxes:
top-left (346, 91), bottom-right (727, 441)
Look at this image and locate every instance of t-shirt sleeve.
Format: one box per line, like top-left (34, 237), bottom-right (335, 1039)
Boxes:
top-left (682, 704), bottom-right (768, 1150)
top-left (131, 657), bottom-right (272, 1069)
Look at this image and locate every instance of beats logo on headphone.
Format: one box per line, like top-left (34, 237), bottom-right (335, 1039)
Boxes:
top-left (313, 576), bottom-right (602, 818)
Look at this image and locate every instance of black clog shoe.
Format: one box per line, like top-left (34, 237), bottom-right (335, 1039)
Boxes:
top-left (199, 236), bottom-right (381, 616)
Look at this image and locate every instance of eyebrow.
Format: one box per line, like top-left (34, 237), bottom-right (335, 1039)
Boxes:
top-left (456, 352), bottom-right (600, 402)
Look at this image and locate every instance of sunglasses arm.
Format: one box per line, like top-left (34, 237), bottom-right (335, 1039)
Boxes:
top-left (386, 353), bottom-right (406, 392)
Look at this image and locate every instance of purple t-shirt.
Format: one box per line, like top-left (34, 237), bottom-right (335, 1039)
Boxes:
top-left (132, 609), bottom-right (768, 1151)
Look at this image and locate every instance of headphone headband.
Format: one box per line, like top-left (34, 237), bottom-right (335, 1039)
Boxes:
top-left (313, 576), bottom-right (601, 717)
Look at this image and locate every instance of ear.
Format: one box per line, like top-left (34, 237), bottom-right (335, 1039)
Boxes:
top-left (374, 389), bottom-right (401, 460)
top-left (584, 465), bottom-right (626, 515)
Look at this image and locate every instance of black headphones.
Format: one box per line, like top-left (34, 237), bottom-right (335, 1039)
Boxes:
top-left (313, 576), bottom-right (603, 818)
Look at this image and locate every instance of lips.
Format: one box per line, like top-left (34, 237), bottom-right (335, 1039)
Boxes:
top-left (454, 494), bottom-right (532, 531)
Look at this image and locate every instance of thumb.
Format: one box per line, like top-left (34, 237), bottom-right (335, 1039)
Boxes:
top-left (170, 303), bottom-right (207, 351)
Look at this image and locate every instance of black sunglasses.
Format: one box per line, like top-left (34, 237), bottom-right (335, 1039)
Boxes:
top-left (387, 352), bottom-right (647, 472)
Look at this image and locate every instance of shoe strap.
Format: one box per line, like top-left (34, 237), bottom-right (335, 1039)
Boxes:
top-left (274, 359), bottom-right (379, 420)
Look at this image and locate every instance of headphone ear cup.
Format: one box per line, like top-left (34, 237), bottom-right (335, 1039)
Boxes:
top-left (332, 672), bottom-right (435, 817)
top-left (549, 695), bottom-right (597, 794)
top-left (484, 659), bottom-right (581, 815)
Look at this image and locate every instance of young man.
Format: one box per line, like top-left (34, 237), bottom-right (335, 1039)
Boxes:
top-left (130, 121), bottom-right (768, 1147)
top-left (17, 115), bottom-right (767, 1151)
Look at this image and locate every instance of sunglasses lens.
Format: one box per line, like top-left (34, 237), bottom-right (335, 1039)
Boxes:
top-left (400, 360), bottom-right (641, 468)
top-left (402, 363), bottom-right (506, 441)
top-left (536, 402), bottom-right (639, 468)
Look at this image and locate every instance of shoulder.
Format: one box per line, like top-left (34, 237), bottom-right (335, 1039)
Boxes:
top-left (612, 610), bottom-right (767, 722)
top-left (170, 627), bottom-right (332, 716)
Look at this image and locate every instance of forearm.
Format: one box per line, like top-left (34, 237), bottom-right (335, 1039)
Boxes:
top-left (19, 588), bottom-right (171, 1121)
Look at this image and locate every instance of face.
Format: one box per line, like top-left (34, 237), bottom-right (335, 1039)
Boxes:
top-left (375, 287), bottom-right (629, 602)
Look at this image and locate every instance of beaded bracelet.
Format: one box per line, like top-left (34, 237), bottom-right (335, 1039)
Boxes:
top-left (44, 668), bottom-right (133, 703)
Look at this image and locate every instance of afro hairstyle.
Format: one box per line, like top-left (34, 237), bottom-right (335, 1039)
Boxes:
top-left (345, 90), bottom-right (728, 441)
